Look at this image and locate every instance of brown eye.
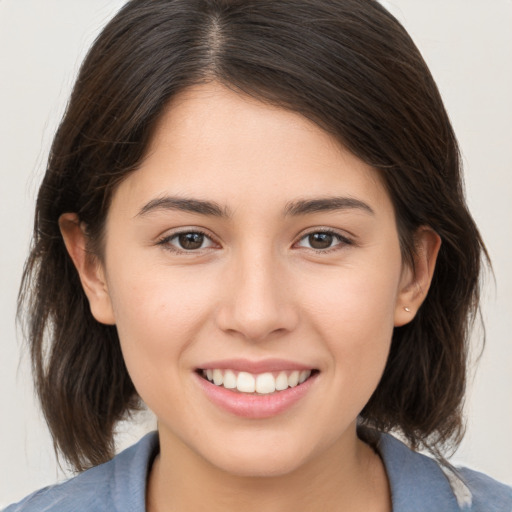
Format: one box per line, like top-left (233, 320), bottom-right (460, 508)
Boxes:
top-left (178, 232), bottom-right (206, 250)
top-left (308, 232), bottom-right (334, 249)
top-left (158, 230), bottom-right (217, 253)
top-left (295, 230), bottom-right (351, 252)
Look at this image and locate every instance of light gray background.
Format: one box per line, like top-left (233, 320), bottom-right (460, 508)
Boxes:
top-left (1, 0), bottom-right (511, 506)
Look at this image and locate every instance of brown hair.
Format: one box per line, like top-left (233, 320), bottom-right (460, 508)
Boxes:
top-left (19, 0), bottom-right (486, 471)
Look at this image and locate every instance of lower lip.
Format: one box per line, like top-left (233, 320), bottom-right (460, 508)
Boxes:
top-left (195, 372), bottom-right (318, 419)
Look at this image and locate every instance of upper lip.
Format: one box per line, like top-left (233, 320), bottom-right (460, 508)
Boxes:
top-left (198, 358), bottom-right (316, 374)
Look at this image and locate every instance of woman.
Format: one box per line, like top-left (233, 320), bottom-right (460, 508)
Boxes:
top-left (5, 0), bottom-right (512, 510)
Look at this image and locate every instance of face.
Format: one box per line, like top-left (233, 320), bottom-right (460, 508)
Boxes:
top-left (82, 83), bottom-right (420, 477)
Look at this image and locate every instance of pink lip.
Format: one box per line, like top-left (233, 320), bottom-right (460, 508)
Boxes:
top-left (199, 358), bottom-right (314, 374)
top-left (194, 367), bottom-right (318, 419)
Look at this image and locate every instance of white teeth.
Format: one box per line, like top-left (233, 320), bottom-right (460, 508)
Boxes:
top-left (255, 372), bottom-right (276, 394)
top-left (299, 370), bottom-right (309, 384)
top-left (275, 371), bottom-right (289, 391)
top-left (223, 369), bottom-right (237, 389)
top-left (213, 369), bottom-right (224, 386)
top-left (288, 370), bottom-right (299, 387)
top-left (203, 368), bottom-right (313, 394)
top-left (237, 372), bottom-right (256, 393)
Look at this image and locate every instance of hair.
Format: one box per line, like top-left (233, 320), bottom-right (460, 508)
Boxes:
top-left (19, 0), bottom-right (486, 472)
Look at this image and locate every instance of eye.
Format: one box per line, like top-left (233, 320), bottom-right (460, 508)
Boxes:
top-left (295, 230), bottom-right (352, 251)
top-left (158, 230), bottom-right (216, 252)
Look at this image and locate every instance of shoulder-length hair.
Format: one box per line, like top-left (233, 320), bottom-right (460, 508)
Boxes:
top-left (19, 0), bottom-right (486, 471)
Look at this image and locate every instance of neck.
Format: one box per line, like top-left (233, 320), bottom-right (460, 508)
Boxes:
top-left (147, 425), bottom-right (391, 512)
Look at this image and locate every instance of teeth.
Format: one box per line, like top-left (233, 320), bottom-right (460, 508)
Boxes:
top-left (299, 370), bottom-right (309, 384)
top-left (255, 373), bottom-right (275, 394)
top-left (275, 371), bottom-right (289, 391)
top-left (213, 369), bottom-right (224, 386)
top-left (223, 370), bottom-right (237, 389)
top-left (237, 372), bottom-right (255, 393)
top-left (202, 368), bottom-right (312, 394)
top-left (288, 370), bottom-right (299, 387)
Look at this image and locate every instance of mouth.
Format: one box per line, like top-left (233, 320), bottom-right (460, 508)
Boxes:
top-left (197, 368), bottom-right (319, 395)
top-left (195, 363), bottom-right (320, 418)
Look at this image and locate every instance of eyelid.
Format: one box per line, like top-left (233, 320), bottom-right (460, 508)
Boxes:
top-left (154, 226), bottom-right (354, 255)
top-left (293, 228), bottom-right (354, 252)
top-left (156, 227), bottom-right (220, 253)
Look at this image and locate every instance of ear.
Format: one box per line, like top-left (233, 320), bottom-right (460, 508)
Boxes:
top-left (59, 213), bottom-right (116, 325)
top-left (394, 227), bottom-right (441, 327)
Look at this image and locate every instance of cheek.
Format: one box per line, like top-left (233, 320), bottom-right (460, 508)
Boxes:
top-left (300, 261), bottom-right (401, 337)
top-left (105, 263), bottom-right (218, 384)
top-left (297, 256), bottom-right (402, 384)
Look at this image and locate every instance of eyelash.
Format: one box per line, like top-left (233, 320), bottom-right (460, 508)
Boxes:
top-left (295, 229), bottom-right (354, 253)
top-left (156, 228), bottom-right (353, 254)
top-left (156, 229), bottom-right (216, 254)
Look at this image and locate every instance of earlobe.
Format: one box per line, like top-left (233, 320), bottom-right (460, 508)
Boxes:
top-left (394, 227), bottom-right (441, 327)
top-left (59, 213), bottom-right (116, 325)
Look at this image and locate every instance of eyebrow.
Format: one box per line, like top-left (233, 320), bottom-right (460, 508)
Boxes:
top-left (284, 197), bottom-right (375, 216)
top-left (136, 195), bottom-right (375, 218)
top-left (137, 196), bottom-right (230, 218)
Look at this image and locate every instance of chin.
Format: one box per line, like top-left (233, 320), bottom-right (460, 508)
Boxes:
top-left (198, 437), bottom-right (313, 478)
top-left (214, 454), bottom-right (306, 479)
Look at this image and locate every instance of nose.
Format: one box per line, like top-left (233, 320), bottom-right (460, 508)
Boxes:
top-left (215, 247), bottom-right (299, 342)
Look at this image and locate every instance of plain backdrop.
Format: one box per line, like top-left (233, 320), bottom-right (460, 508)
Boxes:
top-left (1, 0), bottom-right (511, 506)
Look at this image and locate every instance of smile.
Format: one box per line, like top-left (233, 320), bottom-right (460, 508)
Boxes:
top-left (195, 360), bottom-right (319, 418)
top-left (201, 369), bottom-right (313, 394)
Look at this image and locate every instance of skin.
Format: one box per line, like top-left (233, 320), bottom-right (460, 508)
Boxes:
top-left (60, 82), bottom-right (440, 512)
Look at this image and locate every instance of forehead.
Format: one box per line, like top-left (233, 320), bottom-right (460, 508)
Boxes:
top-left (112, 82), bottom-right (392, 217)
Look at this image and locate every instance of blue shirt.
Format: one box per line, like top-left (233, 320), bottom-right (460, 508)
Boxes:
top-left (5, 432), bottom-right (512, 511)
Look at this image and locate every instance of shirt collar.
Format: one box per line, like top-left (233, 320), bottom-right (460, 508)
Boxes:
top-left (377, 433), bottom-right (469, 511)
